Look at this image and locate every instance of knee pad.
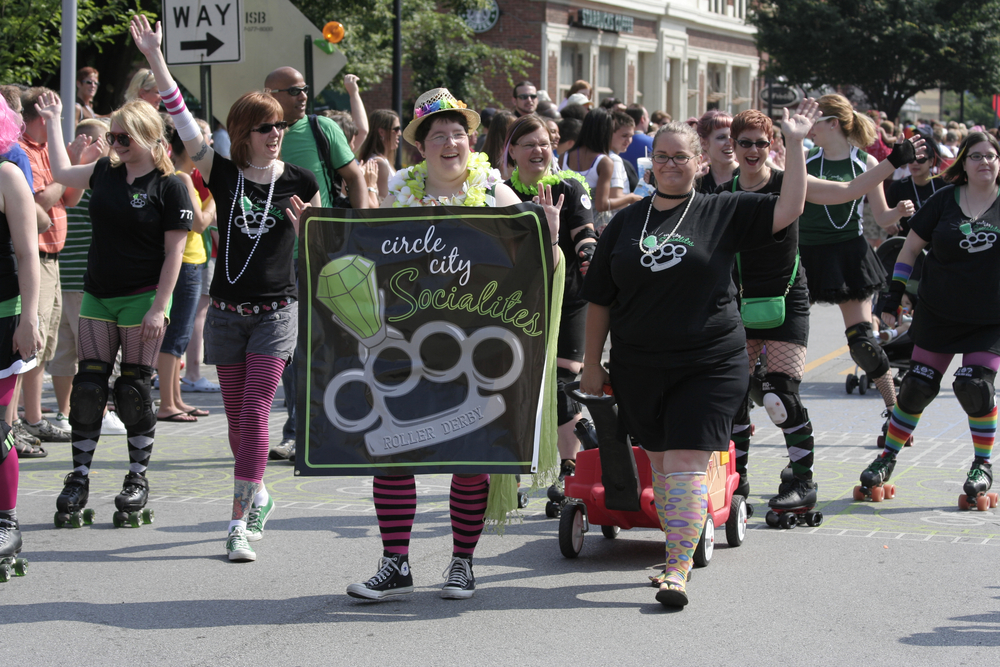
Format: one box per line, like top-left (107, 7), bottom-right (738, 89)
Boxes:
top-left (897, 363), bottom-right (942, 414)
top-left (846, 322), bottom-right (890, 377)
top-left (556, 367), bottom-right (581, 426)
top-left (113, 364), bottom-right (155, 433)
top-left (760, 373), bottom-right (807, 429)
top-left (748, 363), bottom-right (765, 407)
top-left (70, 359), bottom-right (111, 431)
top-left (953, 365), bottom-right (997, 418)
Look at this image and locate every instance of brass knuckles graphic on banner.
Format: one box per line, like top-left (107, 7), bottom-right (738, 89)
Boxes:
top-left (640, 243), bottom-right (687, 271)
top-left (323, 321), bottom-right (525, 457)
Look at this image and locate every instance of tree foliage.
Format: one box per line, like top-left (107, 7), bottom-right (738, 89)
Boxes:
top-left (749, 0), bottom-right (1000, 120)
top-left (294, 0), bottom-right (534, 108)
top-left (0, 0), bottom-right (149, 91)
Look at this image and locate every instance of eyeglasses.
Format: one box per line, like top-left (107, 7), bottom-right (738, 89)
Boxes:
top-left (267, 85), bottom-right (309, 97)
top-left (736, 139), bottom-right (771, 149)
top-left (391, 126), bottom-right (402, 133)
top-left (252, 121), bottom-right (289, 134)
top-left (426, 132), bottom-right (469, 146)
top-left (105, 132), bottom-right (131, 147)
top-left (651, 153), bottom-right (694, 165)
top-left (516, 142), bottom-right (551, 151)
top-left (966, 152), bottom-right (999, 163)
top-left (516, 94), bottom-right (538, 101)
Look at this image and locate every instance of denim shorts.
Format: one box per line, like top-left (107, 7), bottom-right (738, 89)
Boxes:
top-left (204, 300), bottom-right (297, 365)
top-left (160, 262), bottom-right (205, 357)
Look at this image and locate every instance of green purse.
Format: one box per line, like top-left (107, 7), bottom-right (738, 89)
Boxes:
top-left (736, 253), bottom-right (799, 329)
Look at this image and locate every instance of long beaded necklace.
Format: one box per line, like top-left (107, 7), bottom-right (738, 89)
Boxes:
top-left (819, 150), bottom-right (858, 230)
top-left (225, 164), bottom-right (278, 285)
top-left (911, 176), bottom-right (937, 210)
top-left (639, 191), bottom-right (694, 254)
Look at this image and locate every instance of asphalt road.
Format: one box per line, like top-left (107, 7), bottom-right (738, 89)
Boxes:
top-left (2, 301), bottom-right (998, 666)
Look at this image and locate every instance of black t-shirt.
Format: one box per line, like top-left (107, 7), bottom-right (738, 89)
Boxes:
top-left (205, 153), bottom-right (319, 302)
top-left (85, 157), bottom-right (193, 298)
top-left (886, 176), bottom-right (941, 237)
top-left (508, 177), bottom-right (595, 306)
top-left (0, 161), bottom-right (17, 303)
top-left (908, 184), bottom-right (1000, 323)
top-left (717, 169), bottom-right (804, 298)
top-left (582, 191), bottom-right (780, 365)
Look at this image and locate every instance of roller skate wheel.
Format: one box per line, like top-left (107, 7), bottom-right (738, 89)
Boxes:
top-left (128, 512), bottom-right (141, 528)
top-left (808, 511), bottom-right (824, 527)
top-left (83, 508), bottom-right (96, 525)
top-left (884, 484), bottom-right (895, 499)
top-left (870, 486), bottom-right (885, 502)
top-left (876, 435), bottom-right (886, 449)
top-left (852, 486), bottom-right (866, 502)
top-left (778, 513), bottom-right (796, 529)
top-left (54, 512), bottom-right (66, 528)
top-left (988, 492), bottom-right (999, 508)
top-left (976, 495), bottom-right (991, 512)
top-left (69, 512), bottom-right (84, 528)
top-left (142, 508), bottom-right (155, 524)
top-left (14, 558), bottom-right (27, 576)
top-left (765, 510), bottom-right (779, 528)
top-left (959, 495), bottom-right (972, 511)
top-left (112, 511), bottom-right (126, 528)
top-left (0, 563), bottom-right (11, 583)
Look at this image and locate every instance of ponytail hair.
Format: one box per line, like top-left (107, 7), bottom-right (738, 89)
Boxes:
top-left (816, 94), bottom-right (877, 148)
top-left (108, 100), bottom-right (173, 176)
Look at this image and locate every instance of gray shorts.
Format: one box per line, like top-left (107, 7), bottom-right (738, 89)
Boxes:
top-left (204, 301), bottom-right (297, 366)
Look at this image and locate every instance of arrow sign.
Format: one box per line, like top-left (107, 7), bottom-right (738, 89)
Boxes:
top-left (180, 32), bottom-right (224, 57)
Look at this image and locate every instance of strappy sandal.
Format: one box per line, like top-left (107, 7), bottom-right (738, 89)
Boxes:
top-left (655, 581), bottom-right (689, 607)
top-left (649, 568), bottom-right (691, 587)
top-left (15, 439), bottom-right (47, 458)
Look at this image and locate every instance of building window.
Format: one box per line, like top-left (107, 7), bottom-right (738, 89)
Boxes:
top-left (560, 43), bottom-right (584, 97)
top-left (596, 47), bottom-right (614, 103)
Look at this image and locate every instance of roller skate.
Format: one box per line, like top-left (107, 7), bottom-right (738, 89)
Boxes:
top-left (876, 409), bottom-right (913, 449)
top-left (112, 472), bottom-right (154, 528)
top-left (54, 472), bottom-right (95, 528)
top-left (0, 512), bottom-right (27, 582)
top-left (545, 459), bottom-right (576, 518)
top-left (959, 460), bottom-right (999, 511)
top-left (853, 453), bottom-right (896, 502)
top-left (765, 477), bottom-right (822, 529)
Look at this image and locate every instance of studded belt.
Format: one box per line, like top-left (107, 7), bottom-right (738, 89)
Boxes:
top-left (210, 296), bottom-right (296, 317)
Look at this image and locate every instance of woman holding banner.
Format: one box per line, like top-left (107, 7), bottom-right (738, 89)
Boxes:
top-left (345, 89), bottom-right (561, 601)
top-left (503, 113), bottom-right (597, 500)
top-left (131, 16), bottom-right (321, 563)
top-left (579, 102), bottom-right (818, 608)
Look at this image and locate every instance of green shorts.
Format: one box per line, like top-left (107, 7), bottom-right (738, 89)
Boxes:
top-left (80, 291), bottom-right (171, 327)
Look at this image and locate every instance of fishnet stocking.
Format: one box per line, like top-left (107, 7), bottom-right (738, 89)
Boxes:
top-left (78, 320), bottom-right (163, 366)
top-left (746, 340), bottom-right (807, 380)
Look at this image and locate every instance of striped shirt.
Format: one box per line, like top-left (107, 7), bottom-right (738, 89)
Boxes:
top-left (61, 190), bottom-right (93, 292)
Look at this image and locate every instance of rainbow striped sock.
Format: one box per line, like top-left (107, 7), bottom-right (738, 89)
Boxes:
top-left (884, 404), bottom-right (920, 455)
top-left (970, 406), bottom-right (998, 462)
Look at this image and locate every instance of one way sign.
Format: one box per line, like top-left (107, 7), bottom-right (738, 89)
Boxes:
top-left (163, 0), bottom-right (244, 66)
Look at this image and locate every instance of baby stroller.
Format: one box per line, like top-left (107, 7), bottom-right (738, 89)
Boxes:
top-left (845, 236), bottom-right (923, 394)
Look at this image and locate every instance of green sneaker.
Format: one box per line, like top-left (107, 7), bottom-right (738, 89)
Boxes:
top-left (226, 526), bottom-right (256, 562)
top-left (246, 496), bottom-right (276, 542)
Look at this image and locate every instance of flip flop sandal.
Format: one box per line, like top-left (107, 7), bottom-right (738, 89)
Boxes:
top-left (15, 441), bottom-right (47, 458)
top-left (655, 581), bottom-right (689, 608)
top-left (186, 408), bottom-right (210, 417)
top-left (157, 412), bottom-right (198, 423)
top-left (649, 568), bottom-right (691, 587)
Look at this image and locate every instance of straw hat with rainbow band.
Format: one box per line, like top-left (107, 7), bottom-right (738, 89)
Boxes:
top-left (402, 88), bottom-right (480, 146)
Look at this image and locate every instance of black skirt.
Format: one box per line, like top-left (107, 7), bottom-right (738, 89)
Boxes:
top-left (909, 302), bottom-right (1000, 355)
top-left (800, 234), bottom-right (886, 304)
top-left (742, 283), bottom-right (811, 346)
top-left (0, 313), bottom-right (34, 379)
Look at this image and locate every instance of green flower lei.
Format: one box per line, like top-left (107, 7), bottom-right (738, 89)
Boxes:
top-left (389, 152), bottom-right (499, 207)
top-left (510, 167), bottom-right (592, 196)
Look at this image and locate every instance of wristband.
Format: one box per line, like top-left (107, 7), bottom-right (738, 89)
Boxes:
top-left (887, 140), bottom-right (916, 168)
top-left (571, 226), bottom-right (598, 244)
top-left (891, 261), bottom-right (913, 286)
top-left (882, 280), bottom-right (906, 316)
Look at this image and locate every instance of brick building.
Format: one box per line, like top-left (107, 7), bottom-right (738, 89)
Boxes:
top-left (361, 0), bottom-right (761, 119)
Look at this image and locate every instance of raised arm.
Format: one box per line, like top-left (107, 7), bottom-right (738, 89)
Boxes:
top-left (34, 93), bottom-right (99, 190)
top-left (130, 15), bottom-right (216, 179)
top-left (773, 99), bottom-right (820, 233)
top-left (344, 74), bottom-right (369, 153)
top-left (806, 136), bottom-right (924, 205)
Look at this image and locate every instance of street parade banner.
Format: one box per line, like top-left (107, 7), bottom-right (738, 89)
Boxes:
top-left (295, 204), bottom-right (556, 477)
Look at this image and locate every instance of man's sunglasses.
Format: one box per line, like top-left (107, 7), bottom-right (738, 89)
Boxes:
top-left (268, 85), bottom-right (309, 96)
top-left (105, 132), bottom-right (132, 147)
top-left (516, 94), bottom-right (538, 101)
top-left (253, 121), bottom-right (289, 134)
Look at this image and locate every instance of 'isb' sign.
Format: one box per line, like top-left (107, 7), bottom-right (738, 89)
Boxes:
top-left (163, 0), bottom-right (244, 65)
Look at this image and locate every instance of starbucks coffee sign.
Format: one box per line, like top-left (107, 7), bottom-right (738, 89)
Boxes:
top-left (576, 8), bottom-right (634, 33)
top-left (759, 85), bottom-right (803, 108)
top-left (464, 0), bottom-right (500, 33)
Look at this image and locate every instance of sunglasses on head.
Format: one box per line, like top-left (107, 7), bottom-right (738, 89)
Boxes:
top-left (252, 121), bottom-right (289, 134)
top-left (736, 139), bottom-right (771, 149)
top-left (105, 132), bottom-right (131, 147)
top-left (268, 85), bottom-right (309, 96)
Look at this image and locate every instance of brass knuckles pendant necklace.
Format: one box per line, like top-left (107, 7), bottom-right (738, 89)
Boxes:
top-left (639, 191), bottom-right (694, 254)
